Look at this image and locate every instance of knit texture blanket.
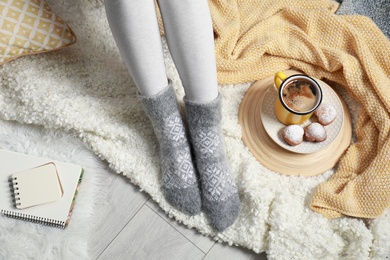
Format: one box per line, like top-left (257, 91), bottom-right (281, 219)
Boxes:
top-left (0, 0), bottom-right (389, 259)
top-left (210, 0), bottom-right (390, 219)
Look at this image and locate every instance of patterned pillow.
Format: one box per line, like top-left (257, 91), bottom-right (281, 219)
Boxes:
top-left (0, 0), bottom-right (76, 65)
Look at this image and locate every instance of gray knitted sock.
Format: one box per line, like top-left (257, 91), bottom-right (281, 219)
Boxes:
top-left (139, 84), bottom-right (201, 215)
top-left (185, 95), bottom-right (240, 232)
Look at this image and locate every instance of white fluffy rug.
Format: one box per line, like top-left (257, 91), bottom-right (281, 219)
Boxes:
top-left (0, 120), bottom-right (110, 259)
top-left (0, 0), bottom-right (389, 259)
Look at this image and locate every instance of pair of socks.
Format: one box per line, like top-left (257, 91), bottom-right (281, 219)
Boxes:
top-left (140, 84), bottom-right (240, 232)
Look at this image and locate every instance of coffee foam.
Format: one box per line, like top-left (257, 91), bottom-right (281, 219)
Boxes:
top-left (282, 80), bottom-right (316, 112)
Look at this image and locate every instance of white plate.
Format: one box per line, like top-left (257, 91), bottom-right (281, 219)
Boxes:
top-left (261, 79), bottom-right (344, 154)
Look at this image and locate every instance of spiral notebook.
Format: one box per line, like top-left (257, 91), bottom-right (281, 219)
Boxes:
top-left (9, 162), bottom-right (64, 209)
top-left (0, 149), bottom-right (84, 229)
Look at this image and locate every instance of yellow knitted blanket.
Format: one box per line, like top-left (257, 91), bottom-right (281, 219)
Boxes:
top-left (209, 0), bottom-right (390, 219)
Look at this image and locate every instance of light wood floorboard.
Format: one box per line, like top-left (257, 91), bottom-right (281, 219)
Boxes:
top-left (89, 172), bottom-right (150, 259)
top-left (89, 168), bottom-right (268, 259)
top-left (204, 242), bottom-right (266, 260)
top-left (146, 199), bottom-right (215, 253)
top-left (98, 205), bottom-right (204, 260)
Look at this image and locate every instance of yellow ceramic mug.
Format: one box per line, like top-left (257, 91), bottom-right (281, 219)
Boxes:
top-left (274, 71), bottom-right (322, 125)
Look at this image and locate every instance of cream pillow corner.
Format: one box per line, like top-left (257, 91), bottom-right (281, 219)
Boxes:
top-left (0, 0), bottom-right (77, 65)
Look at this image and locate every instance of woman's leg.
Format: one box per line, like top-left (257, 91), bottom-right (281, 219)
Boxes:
top-left (104, 0), bottom-right (167, 96)
top-left (158, 0), bottom-right (219, 104)
top-left (104, 0), bottom-right (201, 215)
top-left (158, 0), bottom-right (240, 232)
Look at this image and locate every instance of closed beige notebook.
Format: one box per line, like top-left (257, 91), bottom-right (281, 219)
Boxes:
top-left (10, 163), bottom-right (63, 209)
top-left (0, 149), bottom-right (84, 228)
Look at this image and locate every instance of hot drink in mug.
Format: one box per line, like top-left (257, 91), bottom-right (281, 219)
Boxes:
top-left (274, 72), bottom-right (322, 125)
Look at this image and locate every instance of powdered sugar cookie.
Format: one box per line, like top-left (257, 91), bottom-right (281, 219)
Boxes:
top-left (282, 125), bottom-right (304, 146)
top-left (304, 122), bottom-right (327, 142)
top-left (314, 103), bottom-right (337, 126)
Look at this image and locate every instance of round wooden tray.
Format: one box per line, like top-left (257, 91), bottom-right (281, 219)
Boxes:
top-left (238, 71), bottom-right (352, 177)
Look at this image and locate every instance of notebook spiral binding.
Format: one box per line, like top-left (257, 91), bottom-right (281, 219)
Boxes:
top-left (0, 209), bottom-right (66, 229)
top-left (9, 176), bottom-right (21, 207)
top-left (5, 177), bottom-right (66, 229)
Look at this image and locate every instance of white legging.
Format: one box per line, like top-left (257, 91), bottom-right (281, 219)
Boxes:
top-left (104, 0), bottom-right (219, 104)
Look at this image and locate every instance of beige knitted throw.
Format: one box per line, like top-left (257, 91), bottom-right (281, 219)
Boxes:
top-left (208, 0), bottom-right (390, 219)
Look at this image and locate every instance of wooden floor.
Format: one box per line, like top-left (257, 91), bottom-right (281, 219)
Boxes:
top-left (88, 169), bottom-right (267, 260)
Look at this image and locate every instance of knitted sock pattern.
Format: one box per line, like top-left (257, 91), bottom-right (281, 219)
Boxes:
top-left (185, 94), bottom-right (240, 232)
top-left (140, 84), bottom-right (201, 215)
